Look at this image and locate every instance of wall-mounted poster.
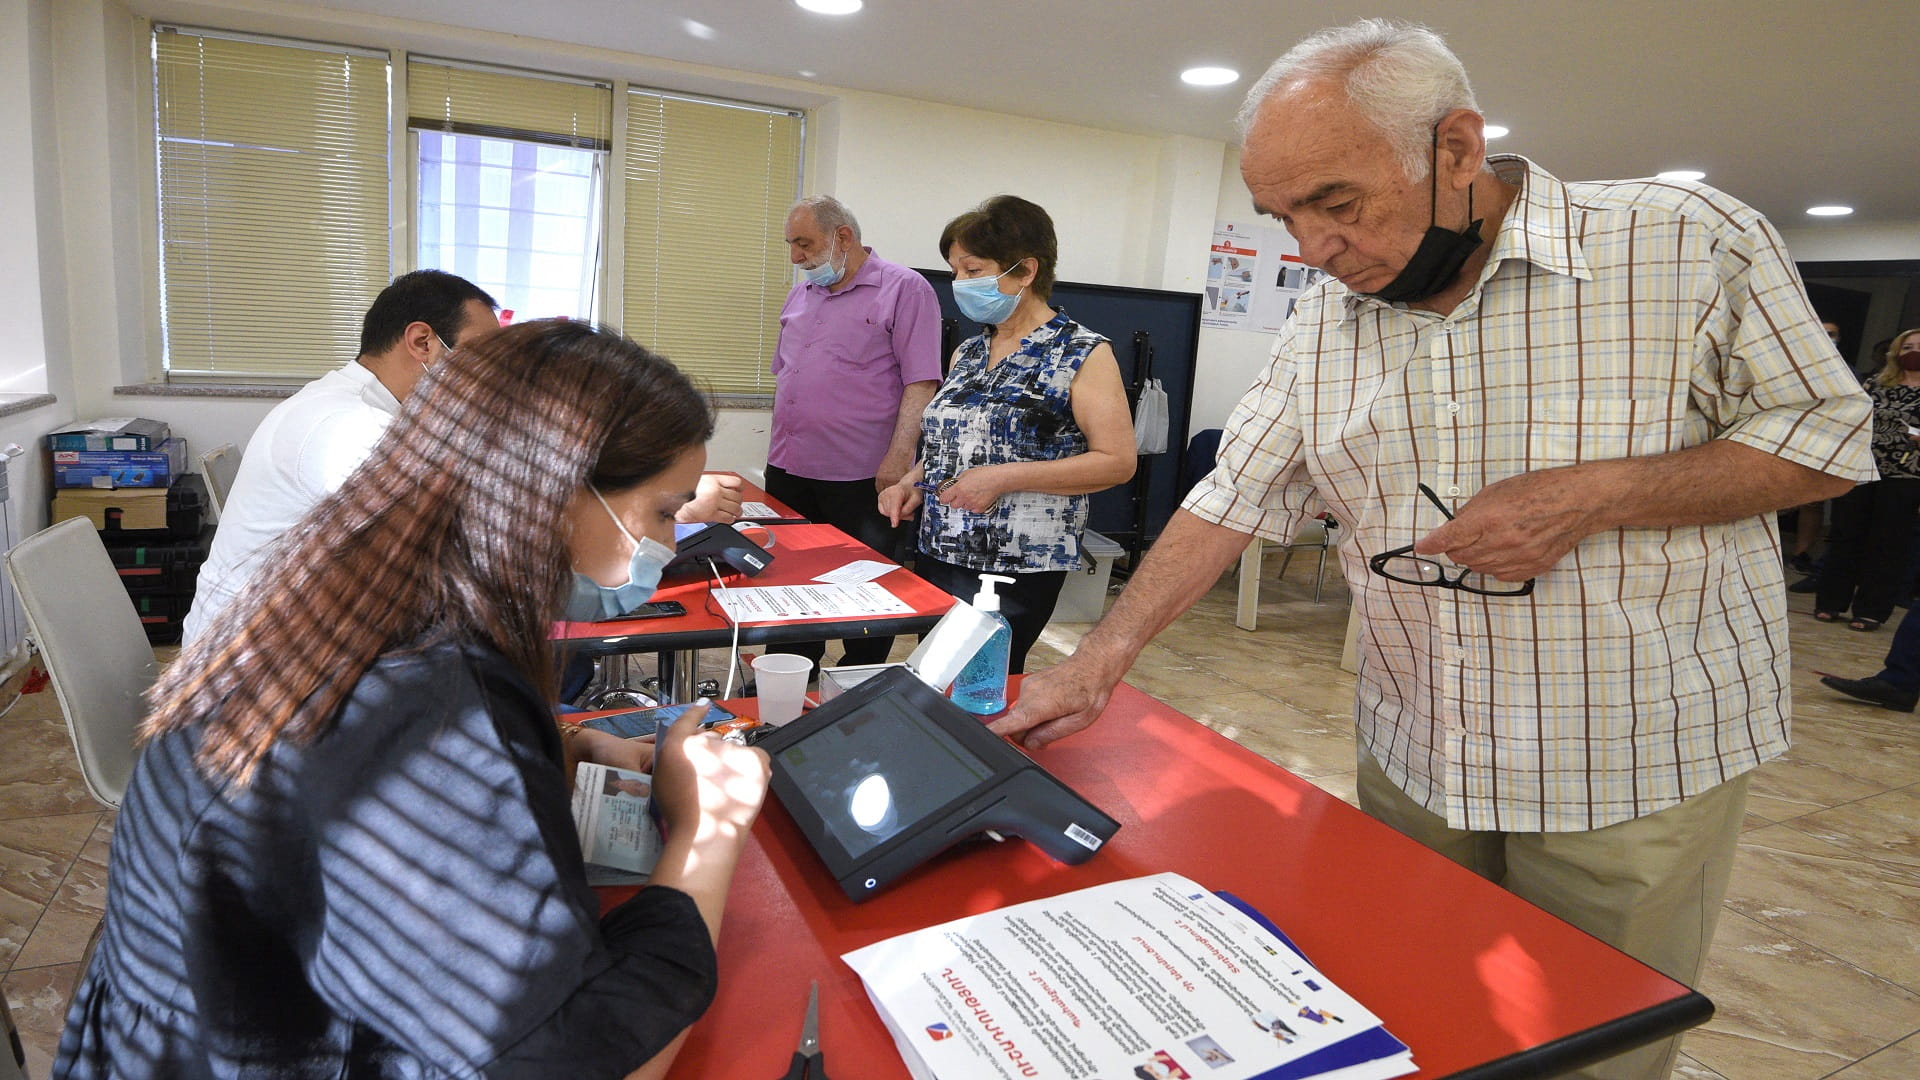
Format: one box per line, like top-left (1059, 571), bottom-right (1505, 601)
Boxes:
top-left (1202, 220), bottom-right (1327, 333)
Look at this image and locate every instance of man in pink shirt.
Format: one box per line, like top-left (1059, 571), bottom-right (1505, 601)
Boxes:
top-left (766, 195), bottom-right (943, 668)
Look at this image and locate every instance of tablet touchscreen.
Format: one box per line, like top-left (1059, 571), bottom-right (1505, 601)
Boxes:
top-left (774, 691), bottom-right (994, 860)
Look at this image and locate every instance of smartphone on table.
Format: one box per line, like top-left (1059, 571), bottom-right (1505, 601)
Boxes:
top-left (580, 700), bottom-right (738, 739)
top-left (594, 600), bottom-right (686, 622)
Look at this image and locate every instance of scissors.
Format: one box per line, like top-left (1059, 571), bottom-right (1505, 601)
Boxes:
top-left (779, 980), bottom-right (829, 1079)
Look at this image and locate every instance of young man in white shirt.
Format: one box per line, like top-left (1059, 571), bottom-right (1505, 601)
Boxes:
top-left (183, 270), bottom-right (499, 645)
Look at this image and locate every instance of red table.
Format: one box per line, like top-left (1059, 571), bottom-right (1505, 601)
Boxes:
top-left (601, 680), bottom-right (1709, 1079)
top-left (553, 522), bottom-right (954, 700)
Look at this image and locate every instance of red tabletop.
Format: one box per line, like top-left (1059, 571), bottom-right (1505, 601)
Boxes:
top-left (552, 522), bottom-right (954, 653)
top-left (601, 681), bottom-right (1707, 1079)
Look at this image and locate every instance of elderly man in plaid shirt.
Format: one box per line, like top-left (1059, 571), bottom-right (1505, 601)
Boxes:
top-left (1001, 19), bottom-right (1871, 1080)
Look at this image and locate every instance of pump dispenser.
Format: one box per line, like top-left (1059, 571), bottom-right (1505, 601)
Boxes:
top-left (951, 574), bottom-right (1015, 715)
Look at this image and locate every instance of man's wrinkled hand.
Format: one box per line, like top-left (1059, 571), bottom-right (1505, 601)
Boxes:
top-left (991, 657), bottom-right (1116, 750)
top-left (1412, 470), bottom-right (1598, 582)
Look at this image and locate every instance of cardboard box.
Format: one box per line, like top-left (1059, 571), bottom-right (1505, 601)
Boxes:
top-left (52, 486), bottom-right (170, 531)
top-left (51, 437), bottom-right (187, 489)
top-left (45, 417), bottom-right (171, 452)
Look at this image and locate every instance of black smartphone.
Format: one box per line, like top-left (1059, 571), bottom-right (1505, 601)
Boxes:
top-left (580, 701), bottom-right (737, 739)
top-left (596, 599), bottom-right (686, 623)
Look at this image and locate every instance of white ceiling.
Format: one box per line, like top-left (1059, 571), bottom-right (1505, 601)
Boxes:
top-left (308, 0), bottom-right (1920, 231)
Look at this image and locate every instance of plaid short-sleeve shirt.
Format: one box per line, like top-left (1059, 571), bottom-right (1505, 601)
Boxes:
top-left (1184, 156), bottom-right (1874, 832)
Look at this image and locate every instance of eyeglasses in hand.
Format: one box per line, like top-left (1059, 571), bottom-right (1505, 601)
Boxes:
top-left (1367, 484), bottom-right (1536, 596)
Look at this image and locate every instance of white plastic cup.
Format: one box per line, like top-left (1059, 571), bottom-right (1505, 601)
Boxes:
top-left (751, 654), bottom-right (813, 726)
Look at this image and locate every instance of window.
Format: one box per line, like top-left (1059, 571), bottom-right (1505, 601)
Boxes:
top-left (407, 59), bottom-right (612, 322)
top-left (622, 91), bottom-right (802, 394)
top-left (148, 31), bottom-right (803, 389)
top-left (152, 27), bottom-right (389, 380)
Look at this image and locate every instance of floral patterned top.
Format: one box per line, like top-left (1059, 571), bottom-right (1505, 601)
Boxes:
top-left (918, 309), bottom-right (1106, 573)
top-left (1866, 380), bottom-right (1920, 480)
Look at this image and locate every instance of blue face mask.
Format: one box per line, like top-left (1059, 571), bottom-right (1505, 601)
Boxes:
top-left (564, 487), bottom-right (676, 621)
top-left (801, 239), bottom-right (844, 287)
top-left (951, 259), bottom-right (1026, 324)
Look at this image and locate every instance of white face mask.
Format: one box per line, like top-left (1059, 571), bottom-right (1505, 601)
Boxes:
top-left (802, 237), bottom-right (844, 287)
top-left (563, 487), bottom-right (676, 621)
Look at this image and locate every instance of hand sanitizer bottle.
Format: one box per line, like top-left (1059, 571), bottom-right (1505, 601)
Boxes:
top-left (951, 574), bottom-right (1015, 715)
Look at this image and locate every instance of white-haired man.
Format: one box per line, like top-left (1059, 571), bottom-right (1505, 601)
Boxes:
top-left (765, 194), bottom-right (942, 669)
top-left (1000, 19), bottom-right (1871, 1078)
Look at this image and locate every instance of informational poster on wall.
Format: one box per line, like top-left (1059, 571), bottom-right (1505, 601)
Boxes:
top-left (1202, 220), bottom-right (1326, 334)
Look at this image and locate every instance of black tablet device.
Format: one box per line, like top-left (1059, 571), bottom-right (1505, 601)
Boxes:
top-left (756, 666), bottom-right (1120, 901)
top-left (663, 522), bottom-right (773, 581)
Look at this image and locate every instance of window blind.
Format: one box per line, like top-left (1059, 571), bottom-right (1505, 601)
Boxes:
top-left (153, 27), bottom-right (390, 380)
top-left (622, 91), bottom-right (802, 394)
top-left (406, 58), bottom-right (612, 150)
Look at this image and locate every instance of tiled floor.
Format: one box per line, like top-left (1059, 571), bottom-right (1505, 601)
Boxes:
top-left (4, 566), bottom-right (1919, 1077)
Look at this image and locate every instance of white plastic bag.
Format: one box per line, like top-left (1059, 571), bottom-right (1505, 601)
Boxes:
top-left (1134, 377), bottom-right (1170, 455)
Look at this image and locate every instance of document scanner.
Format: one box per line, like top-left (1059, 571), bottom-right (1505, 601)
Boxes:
top-left (756, 665), bottom-right (1121, 901)
top-left (662, 522), bottom-right (773, 581)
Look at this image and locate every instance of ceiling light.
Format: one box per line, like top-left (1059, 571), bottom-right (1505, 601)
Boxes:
top-left (797, 69), bottom-right (818, 79)
top-left (1657, 169), bottom-right (1705, 182)
top-left (680, 18), bottom-right (716, 40)
top-left (1806, 205), bottom-right (1854, 217)
top-left (1180, 66), bottom-right (1240, 87)
top-left (796, 0), bottom-right (862, 14)
top-left (1482, 124), bottom-right (1509, 139)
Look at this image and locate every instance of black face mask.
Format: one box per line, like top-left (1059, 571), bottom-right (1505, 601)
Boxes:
top-left (1365, 128), bottom-right (1483, 304)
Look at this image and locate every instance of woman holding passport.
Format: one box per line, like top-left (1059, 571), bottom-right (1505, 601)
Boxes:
top-left (56, 321), bottom-right (770, 1079)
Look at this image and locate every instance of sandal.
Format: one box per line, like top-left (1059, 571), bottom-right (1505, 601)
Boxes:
top-left (1813, 610), bottom-right (1841, 622)
top-left (1849, 618), bottom-right (1883, 632)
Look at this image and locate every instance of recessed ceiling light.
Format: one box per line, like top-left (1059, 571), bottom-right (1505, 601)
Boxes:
top-left (1806, 205), bottom-right (1854, 217)
top-left (1483, 124), bottom-right (1509, 139)
top-left (1657, 169), bottom-right (1705, 182)
top-left (680, 18), bottom-right (716, 40)
top-left (1180, 66), bottom-right (1240, 87)
top-left (796, 0), bottom-right (862, 14)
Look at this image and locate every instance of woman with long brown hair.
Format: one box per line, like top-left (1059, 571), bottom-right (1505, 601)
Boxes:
top-left (55, 320), bottom-right (770, 1079)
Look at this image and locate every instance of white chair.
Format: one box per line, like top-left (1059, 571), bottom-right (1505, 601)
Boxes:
top-left (1235, 516), bottom-right (1339, 631)
top-left (4, 518), bottom-right (158, 809)
top-left (200, 442), bottom-right (240, 519)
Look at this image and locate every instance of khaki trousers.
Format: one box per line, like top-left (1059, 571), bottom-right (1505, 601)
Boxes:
top-left (1356, 749), bottom-right (1748, 1080)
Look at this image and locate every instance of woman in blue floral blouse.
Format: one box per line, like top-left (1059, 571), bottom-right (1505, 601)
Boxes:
top-left (880, 195), bottom-right (1136, 673)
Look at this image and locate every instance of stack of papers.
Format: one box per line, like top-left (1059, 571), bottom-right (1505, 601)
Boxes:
top-left (843, 872), bottom-right (1413, 1080)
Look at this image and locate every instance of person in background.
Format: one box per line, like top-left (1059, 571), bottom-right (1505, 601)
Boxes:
top-left (997, 21), bottom-right (1869, 1079)
top-left (1813, 329), bottom-right (1920, 630)
top-left (184, 269), bottom-right (742, 694)
top-left (766, 195), bottom-right (943, 670)
top-left (880, 195), bottom-right (1136, 674)
top-left (56, 321), bottom-right (771, 1079)
top-left (1820, 603), bottom-right (1920, 712)
top-left (184, 270), bottom-right (498, 644)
